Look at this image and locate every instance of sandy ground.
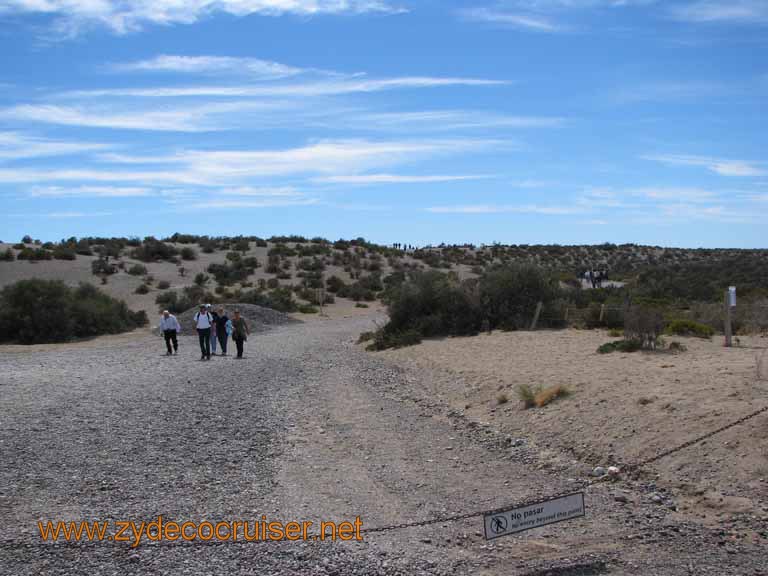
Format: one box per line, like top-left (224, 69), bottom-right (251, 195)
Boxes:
top-left (377, 329), bottom-right (768, 530)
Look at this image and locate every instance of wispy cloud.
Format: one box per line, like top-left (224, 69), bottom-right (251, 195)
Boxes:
top-left (110, 54), bottom-right (306, 79)
top-left (353, 110), bottom-right (562, 131)
top-left (62, 76), bottom-right (508, 100)
top-left (187, 198), bottom-right (318, 210)
top-left (460, 7), bottom-right (561, 32)
top-left (0, 139), bottom-right (497, 187)
top-left (427, 204), bottom-right (584, 214)
top-left (670, 1), bottom-right (768, 24)
top-left (0, 131), bottom-right (108, 159)
top-left (28, 185), bottom-right (153, 198)
top-left (315, 173), bottom-right (495, 184)
top-left (0, 101), bottom-right (295, 132)
top-left (643, 153), bottom-right (766, 176)
top-left (0, 0), bottom-right (404, 36)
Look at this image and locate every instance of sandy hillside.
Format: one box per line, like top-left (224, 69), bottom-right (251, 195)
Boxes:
top-left (0, 241), bottom-right (412, 320)
top-left (375, 329), bottom-right (768, 529)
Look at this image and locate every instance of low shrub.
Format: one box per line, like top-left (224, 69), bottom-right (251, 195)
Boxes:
top-left (157, 280), bottom-right (170, 290)
top-left (624, 305), bottom-right (665, 349)
top-left (0, 280), bottom-right (147, 344)
top-left (52, 245), bottom-right (77, 260)
top-left (665, 319), bottom-right (715, 338)
top-left (180, 247), bottom-right (198, 261)
top-left (0, 248), bottom-right (14, 261)
top-left (516, 384), bottom-right (536, 409)
top-left (297, 304), bottom-right (319, 314)
top-left (127, 264), bottom-right (148, 276)
top-left (135, 284), bottom-right (150, 294)
top-left (366, 329), bottom-right (422, 351)
top-left (91, 259), bottom-right (117, 276)
top-left (668, 341), bottom-right (687, 353)
top-left (17, 247), bottom-right (52, 261)
top-left (597, 339), bottom-right (643, 354)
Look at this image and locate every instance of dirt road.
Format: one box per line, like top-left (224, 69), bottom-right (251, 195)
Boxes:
top-left (1, 312), bottom-right (765, 575)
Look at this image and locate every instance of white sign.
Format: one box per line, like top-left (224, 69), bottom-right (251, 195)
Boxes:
top-left (728, 286), bottom-right (736, 307)
top-left (483, 492), bottom-right (585, 540)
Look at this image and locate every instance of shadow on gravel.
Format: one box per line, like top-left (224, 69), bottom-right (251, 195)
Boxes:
top-left (521, 561), bottom-right (609, 576)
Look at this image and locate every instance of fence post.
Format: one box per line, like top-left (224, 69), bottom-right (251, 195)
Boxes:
top-left (564, 306), bottom-right (570, 324)
top-left (724, 290), bottom-right (733, 347)
top-left (599, 303), bottom-right (605, 323)
top-left (530, 301), bottom-right (543, 331)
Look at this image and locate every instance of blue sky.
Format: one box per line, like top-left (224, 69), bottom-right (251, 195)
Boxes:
top-left (1, 0), bottom-right (766, 248)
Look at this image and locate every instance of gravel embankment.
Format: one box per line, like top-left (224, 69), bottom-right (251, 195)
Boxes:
top-left (175, 303), bottom-right (298, 335)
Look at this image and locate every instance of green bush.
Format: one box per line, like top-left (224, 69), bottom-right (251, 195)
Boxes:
top-left (665, 319), bottom-right (715, 338)
top-left (17, 247), bottom-right (52, 261)
top-left (597, 339), bottom-right (643, 354)
top-left (180, 247), bottom-right (198, 261)
top-left (624, 305), bottom-right (665, 349)
top-left (0, 280), bottom-right (147, 344)
top-left (52, 245), bottom-right (77, 260)
top-left (366, 329), bottom-right (422, 351)
top-left (0, 248), bottom-right (14, 261)
top-left (91, 259), bottom-right (117, 275)
top-left (130, 239), bottom-right (179, 263)
top-left (127, 264), bottom-right (148, 276)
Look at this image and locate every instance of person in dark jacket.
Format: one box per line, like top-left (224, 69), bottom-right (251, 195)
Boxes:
top-left (231, 310), bottom-right (250, 359)
top-left (215, 307), bottom-right (230, 356)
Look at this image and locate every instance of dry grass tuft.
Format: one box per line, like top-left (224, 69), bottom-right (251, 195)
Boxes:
top-left (534, 385), bottom-right (571, 408)
top-left (517, 384), bottom-right (571, 409)
top-left (496, 393), bottom-right (509, 405)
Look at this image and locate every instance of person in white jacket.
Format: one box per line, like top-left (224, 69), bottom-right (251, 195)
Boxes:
top-left (194, 305), bottom-right (213, 360)
top-left (158, 310), bottom-right (181, 356)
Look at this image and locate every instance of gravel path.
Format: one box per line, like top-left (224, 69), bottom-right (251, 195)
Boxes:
top-left (1, 313), bottom-right (765, 575)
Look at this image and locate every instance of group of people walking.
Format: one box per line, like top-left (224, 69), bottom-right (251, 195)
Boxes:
top-left (158, 304), bottom-right (250, 360)
top-left (584, 269), bottom-right (609, 289)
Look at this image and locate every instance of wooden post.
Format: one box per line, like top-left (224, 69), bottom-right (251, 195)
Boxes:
top-left (564, 306), bottom-right (570, 324)
top-left (530, 301), bottom-right (543, 331)
top-left (599, 303), bottom-right (605, 323)
top-left (724, 290), bottom-right (733, 347)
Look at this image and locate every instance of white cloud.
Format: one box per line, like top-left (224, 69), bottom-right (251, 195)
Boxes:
top-left (643, 154), bottom-right (766, 176)
top-left (427, 204), bottom-right (584, 214)
top-left (111, 54), bottom-right (305, 79)
top-left (460, 7), bottom-right (561, 31)
top-left (63, 76), bottom-right (508, 100)
top-left (634, 186), bottom-right (719, 202)
top-left (0, 138), bottom-right (496, 187)
top-left (0, 131), bottom-right (108, 159)
top-left (354, 110), bottom-right (561, 131)
top-left (187, 198), bottom-right (318, 210)
top-left (0, 0), bottom-right (403, 36)
top-left (670, 1), bottom-right (768, 24)
top-left (217, 186), bottom-right (303, 197)
top-left (1, 100), bottom-right (294, 132)
top-left (28, 185), bottom-right (153, 197)
top-left (315, 173), bottom-right (495, 184)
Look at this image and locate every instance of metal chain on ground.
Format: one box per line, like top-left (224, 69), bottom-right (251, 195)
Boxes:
top-left (362, 401), bottom-right (768, 535)
top-left (627, 403), bottom-right (768, 471)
